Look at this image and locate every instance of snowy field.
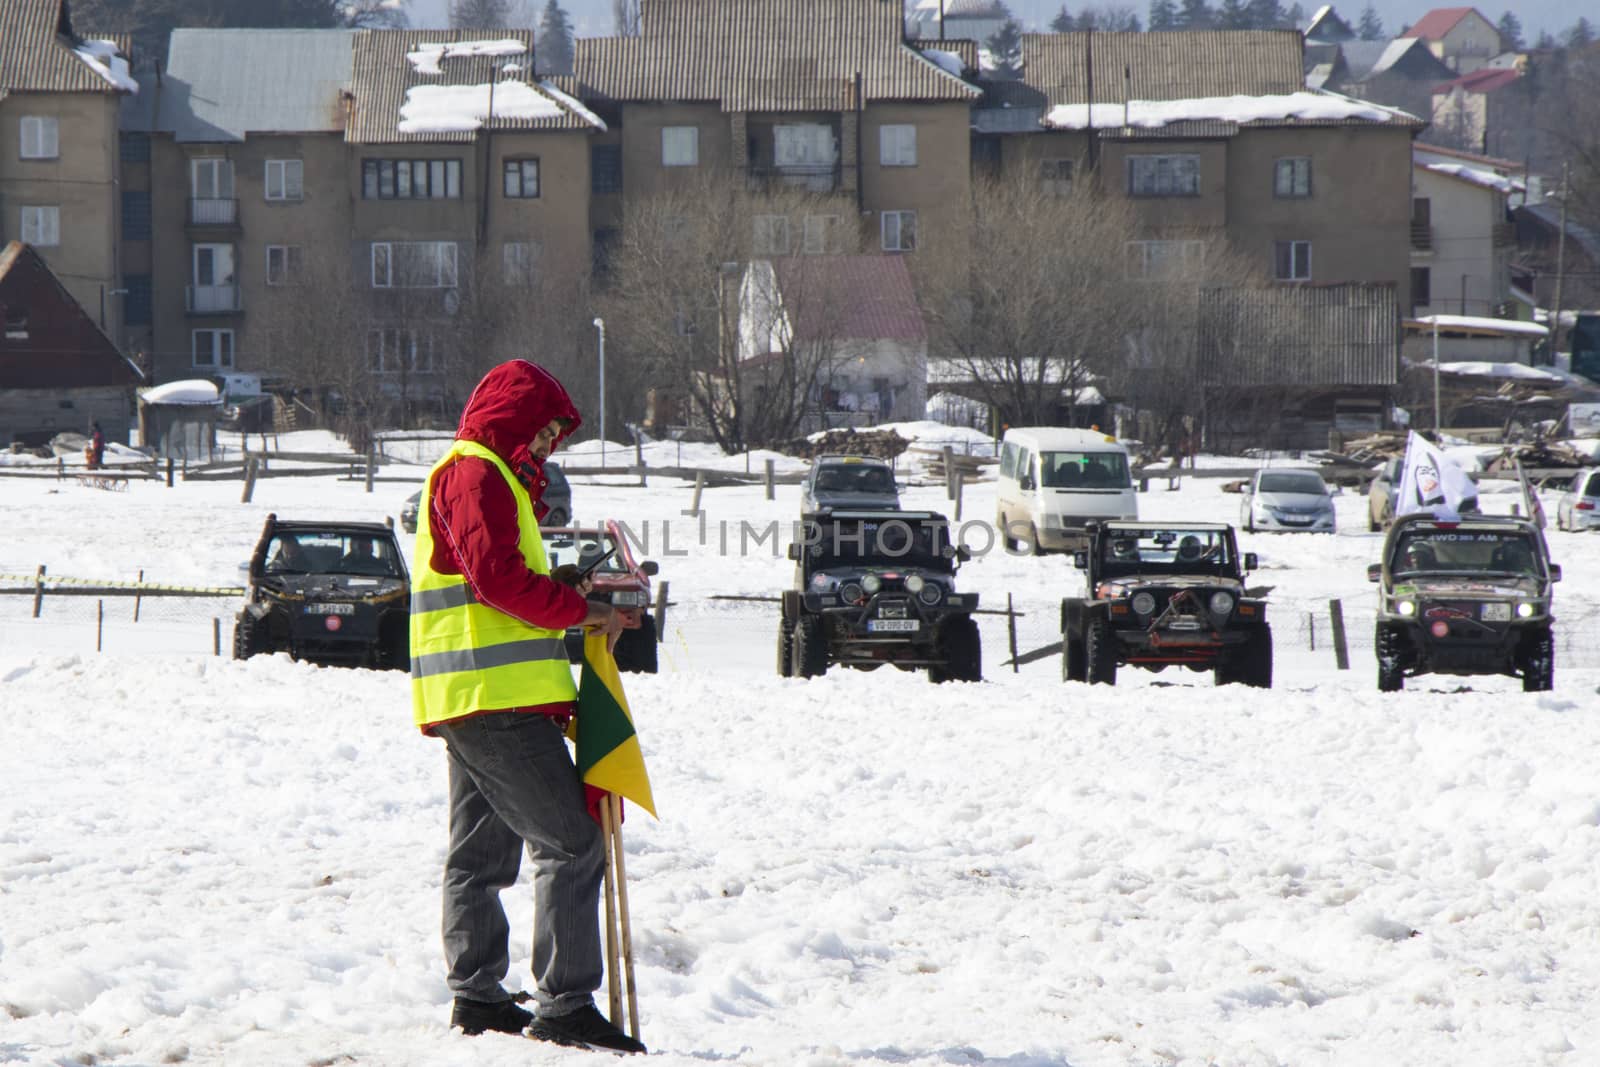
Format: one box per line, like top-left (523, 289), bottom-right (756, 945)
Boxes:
top-left (3, 428), bottom-right (1600, 1067)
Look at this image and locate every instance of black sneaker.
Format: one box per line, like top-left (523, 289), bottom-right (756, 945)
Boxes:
top-left (451, 995), bottom-right (534, 1036)
top-left (527, 1003), bottom-right (647, 1055)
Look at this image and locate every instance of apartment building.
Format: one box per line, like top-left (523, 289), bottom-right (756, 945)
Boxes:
top-left (571, 0), bottom-right (981, 264)
top-left (0, 0), bottom-right (135, 343)
top-left (126, 28), bottom-right (602, 401)
top-left (1409, 145), bottom-right (1521, 318)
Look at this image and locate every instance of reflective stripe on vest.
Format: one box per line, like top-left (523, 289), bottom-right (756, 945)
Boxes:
top-left (410, 441), bottom-right (577, 728)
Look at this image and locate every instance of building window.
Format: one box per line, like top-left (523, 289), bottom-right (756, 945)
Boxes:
top-left (120, 131), bottom-right (151, 163)
top-left (1124, 240), bottom-right (1206, 279)
top-left (367, 328), bottom-right (435, 374)
top-left (265, 245), bottom-right (302, 286)
top-left (265, 159), bottom-right (303, 201)
top-left (503, 158), bottom-right (540, 198)
top-left (1127, 154), bottom-right (1200, 197)
top-left (661, 126), bottom-right (698, 167)
top-left (503, 241), bottom-right (542, 284)
top-left (1274, 240), bottom-right (1312, 282)
top-left (881, 210), bottom-right (917, 252)
top-left (191, 158), bottom-right (234, 199)
top-left (592, 144), bottom-right (622, 193)
top-left (192, 328), bottom-right (235, 369)
top-left (803, 214), bottom-right (840, 254)
top-left (361, 159), bottom-right (463, 199)
top-left (1274, 157), bottom-right (1312, 198)
top-left (1040, 158), bottom-right (1074, 196)
top-left (20, 116), bottom-right (59, 159)
top-left (1411, 267), bottom-right (1431, 309)
top-left (122, 190), bottom-right (152, 241)
top-left (370, 241), bottom-right (458, 288)
top-left (753, 215), bottom-right (790, 255)
top-left (879, 124), bottom-right (917, 167)
top-left (20, 206), bottom-right (60, 246)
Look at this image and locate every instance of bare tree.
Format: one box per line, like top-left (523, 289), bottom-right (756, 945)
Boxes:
top-left (612, 0), bottom-right (641, 35)
top-left (341, 0), bottom-right (410, 28)
top-left (450, 0), bottom-right (527, 29)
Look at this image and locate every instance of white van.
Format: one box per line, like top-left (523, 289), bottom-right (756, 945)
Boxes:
top-left (995, 427), bottom-right (1138, 552)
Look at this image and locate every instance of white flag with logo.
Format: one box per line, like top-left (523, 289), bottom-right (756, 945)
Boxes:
top-left (1395, 431), bottom-right (1477, 521)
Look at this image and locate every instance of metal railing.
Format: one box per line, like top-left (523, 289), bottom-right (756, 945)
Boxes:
top-left (188, 197), bottom-right (238, 225)
top-left (1409, 222), bottom-right (1433, 251)
top-left (744, 163), bottom-right (842, 194)
top-left (186, 284), bottom-right (241, 313)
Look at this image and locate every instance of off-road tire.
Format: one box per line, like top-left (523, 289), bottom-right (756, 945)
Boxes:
top-left (614, 614), bottom-right (658, 674)
top-left (1521, 627), bottom-right (1554, 692)
top-left (1084, 618), bottom-right (1117, 685)
top-left (776, 618), bottom-right (794, 677)
top-left (1238, 624), bottom-right (1273, 688)
top-left (378, 613), bottom-right (409, 671)
top-left (1062, 629), bottom-right (1086, 682)
top-left (929, 616), bottom-right (982, 683)
top-left (1376, 625), bottom-right (1405, 692)
top-left (232, 613), bottom-right (265, 661)
top-left (791, 615), bottom-right (829, 678)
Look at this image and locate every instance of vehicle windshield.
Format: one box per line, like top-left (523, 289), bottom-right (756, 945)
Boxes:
top-left (265, 532), bottom-right (403, 578)
top-left (1098, 527), bottom-right (1235, 577)
top-left (546, 532), bottom-right (629, 576)
top-left (1040, 450), bottom-right (1131, 490)
top-left (813, 463), bottom-right (896, 495)
top-left (804, 516), bottom-right (954, 572)
top-left (1258, 471), bottom-right (1327, 495)
top-left (1392, 530), bottom-right (1542, 577)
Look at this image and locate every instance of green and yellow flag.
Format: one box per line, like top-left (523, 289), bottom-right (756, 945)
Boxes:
top-left (569, 632), bottom-right (657, 819)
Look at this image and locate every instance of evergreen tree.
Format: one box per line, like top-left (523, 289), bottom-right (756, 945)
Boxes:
top-left (1565, 17), bottom-right (1594, 47)
top-left (1534, 29), bottom-right (1556, 49)
top-left (1177, 0), bottom-right (1212, 29)
top-left (1216, 0), bottom-right (1250, 29)
top-left (987, 17), bottom-right (1024, 78)
top-left (1052, 5), bottom-right (1076, 31)
top-left (1148, 0), bottom-right (1179, 29)
top-left (1495, 11), bottom-right (1524, 50)
top-left (1284, 2), bottom-right (1306, 29)
top-left (450, 0), bottom-right (513, 29)
top-left (1356, 2), bottom-right (1383, 39)
top-left (1246, 0), bottom-right (1285, 29)
top-left (536, 0), bottom-right (574, 74)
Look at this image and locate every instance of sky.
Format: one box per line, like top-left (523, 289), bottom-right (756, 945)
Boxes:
top-left (404, 0), bottom-right (1574, 47)
top-left (4, 423), bottom-right (1600, 1065)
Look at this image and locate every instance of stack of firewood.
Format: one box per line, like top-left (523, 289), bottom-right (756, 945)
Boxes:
top-left (786, 428), bottom-right (911, 461)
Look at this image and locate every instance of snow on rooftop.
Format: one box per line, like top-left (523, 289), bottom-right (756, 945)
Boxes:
top-left (396, 80), bottom-right (563, 134)
top-left (1424, 161), bottom-right (1525, 194)
top-left (1413, 314), bottom-right (1549, 337)
top-left (74, 39), bottom-right (138, 93)
top-left (919, 48), bottom-right (965, 77)
top-left (1044, 91), bottom-right (1415, 130)
top-left (536, 79), bottom-right (607, 131)
top-left (140, 380), bottom-right (220, 406)
top-left (1437, 361), bottom-right (1566, 381)
top-left (405, 39), bottom-right (527, 76)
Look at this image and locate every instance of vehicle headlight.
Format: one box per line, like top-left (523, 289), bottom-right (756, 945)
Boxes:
top-left (839, 582), bottom-right (864, 605)
top-left (904, 574), bottom-right (925, 593)
top-left (1396, 599), bottom-right (1417, 616)
top-left (1208, 591), bottom-right (1235, 616)
top-left (1516, 602), bottom-right (1536, 618)
top-left (862, 575), bottom-right (882, 594)
top-left (917, 583), bottom-right (943, 606)
top-left (1131, 592), bottom-right (1157, 615)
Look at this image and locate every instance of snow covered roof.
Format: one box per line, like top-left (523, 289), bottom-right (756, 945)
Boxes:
top-left (0, 0), bottom-right (135, 95)
top-left (1419, 161), bottom-right (1524, 194)
top-left (73, 39), bottom-right (136, 92)
top-left (1044, 90), bottom-right (1418, 130)
top-left (405, 38), bottom-right (526, 76)
top-left (140, 380), bottom-right (222, 406)
top-left (1436, 361), bottom-right (1565, 381)
top-left (1409, 315), bottom-right (1549, 338)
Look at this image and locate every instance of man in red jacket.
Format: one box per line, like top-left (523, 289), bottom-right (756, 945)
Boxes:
top-left (413, 360), bottom-right (643, 1054)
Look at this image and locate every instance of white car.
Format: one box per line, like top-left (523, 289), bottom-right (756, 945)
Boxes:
top-left (1556, 467), bottom-right (1600, 531)
top-left (1240, 467), bottom-right (1336, 533)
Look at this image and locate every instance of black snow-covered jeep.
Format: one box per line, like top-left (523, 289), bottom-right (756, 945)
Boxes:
top-left (779, 510), bottom-right (982, 683)
top-left (233, 514), bottom-right (410, 670)
top-left (1368, 513), bottom-right (1560, 692)
top-left (1060, 521), bottom-right (1271, 687)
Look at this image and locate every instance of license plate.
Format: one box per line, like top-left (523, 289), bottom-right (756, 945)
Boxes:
top-left (1480, 602), bottom-right (1512, 622)
top-left (867, 619), bottom-right (919, 633)
top-left (305, 603), bottom-right (355, 616)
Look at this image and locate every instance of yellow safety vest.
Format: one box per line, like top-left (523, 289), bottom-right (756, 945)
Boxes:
top-left (410, 440), bottom-right (577, 728)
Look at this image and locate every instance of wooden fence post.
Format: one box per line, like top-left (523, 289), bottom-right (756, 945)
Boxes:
top-left (241, 457), bottom-right (259, 503)
top-left (653, 580), bottom-right (669, 643)
top-left (1007, 593), bottom-right (1019, 674)
top-left (953, 472), bottom-right (964, 522)
top-left (943, 446), bottom-right (956, 500)
top-left (1308, 611), bottom-right (1315, 651)
top-left (764, 459), bottom-right (775, 501)
top-left (1328, 599), bottom-right (1350, 671)
top-left (366, 447), bottom-right (377, 494)
top-left (166, 456), bottom-right (175, 488)
top-left (97, 599), bottom-right (104, 652)
top-left (214, 617), bottom-right (222, 657)
top-left (690, 473), bottom-right (705, 516)
top-left (134, 568), bottom-right (144, 622)
top-left (32, 564), bottom-right (46, 618)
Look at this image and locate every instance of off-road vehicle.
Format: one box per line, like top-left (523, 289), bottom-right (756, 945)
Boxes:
top-left (1368, 513), bottom-right (1560, 692)
top-left (779, 510), bottom-right (981, 683)
top-left (234, 514), bottom-right (410, 669)
top-left (545, 520), bottom-right (660, 674)
top-left (1060, 521), bottom-right (1271, 687)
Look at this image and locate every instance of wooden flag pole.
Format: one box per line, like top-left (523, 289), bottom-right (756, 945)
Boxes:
top-left (608, 793), bottom-right (641, 1041)
top-left (598, 798), bottom-right (623, 1026)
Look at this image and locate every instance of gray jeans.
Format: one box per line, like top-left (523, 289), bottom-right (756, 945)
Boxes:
top-left (434, 712), bottom-right (604, 1016)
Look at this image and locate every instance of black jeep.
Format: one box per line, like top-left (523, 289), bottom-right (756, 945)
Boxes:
top-left (779, 510), bottom-right (981, 683)
top-left (1061, 521), bottom-right (1271, 687)
top-left (1368, 513), bottom-right (1560, 692)
top-left (233, 514), bottom-right (410, 670)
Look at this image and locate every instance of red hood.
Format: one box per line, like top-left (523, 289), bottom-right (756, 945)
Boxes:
top-left (455, 360), bottom-right (582, 471)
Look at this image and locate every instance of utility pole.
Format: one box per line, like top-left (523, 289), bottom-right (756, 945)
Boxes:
top-left (1549, 161), bottom-right (1569, 357)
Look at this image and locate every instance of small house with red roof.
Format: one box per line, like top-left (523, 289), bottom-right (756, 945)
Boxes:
top-left (1400, 7), bottom-right (1503, 73)
top-left (1430, 65), bottom-right (1524, 156)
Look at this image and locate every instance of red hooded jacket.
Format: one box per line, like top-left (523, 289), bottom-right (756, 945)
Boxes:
top-left (427, 360), bottom-right (589, 719)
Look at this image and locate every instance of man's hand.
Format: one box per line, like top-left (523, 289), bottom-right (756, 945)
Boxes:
top-left (582, 602), bottom-right (626, 653)
top-left (552, 563), bottom-right (594, 596)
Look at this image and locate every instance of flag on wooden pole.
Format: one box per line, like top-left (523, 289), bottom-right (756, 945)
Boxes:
top-left (570, 633), bottom-right (656, 819)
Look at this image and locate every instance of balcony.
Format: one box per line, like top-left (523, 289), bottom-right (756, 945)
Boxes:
top-left (745, 164), bottom-right (842, 194)
top-left (1409, 222), bottom-right (1433, 251)
top-left (187, 284), bottom-right (241, 314)
top-left (188, 198), bottom-right (238, 227)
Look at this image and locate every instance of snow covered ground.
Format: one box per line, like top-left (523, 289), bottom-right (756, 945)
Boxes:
top-left (3, 429), bottom-right (1599, 1067)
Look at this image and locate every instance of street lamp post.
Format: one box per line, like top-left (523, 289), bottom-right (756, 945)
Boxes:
top-left (1432, 317), bottom-right (1441, 433)
top-left (593, 317), bottom-right (606, 467)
